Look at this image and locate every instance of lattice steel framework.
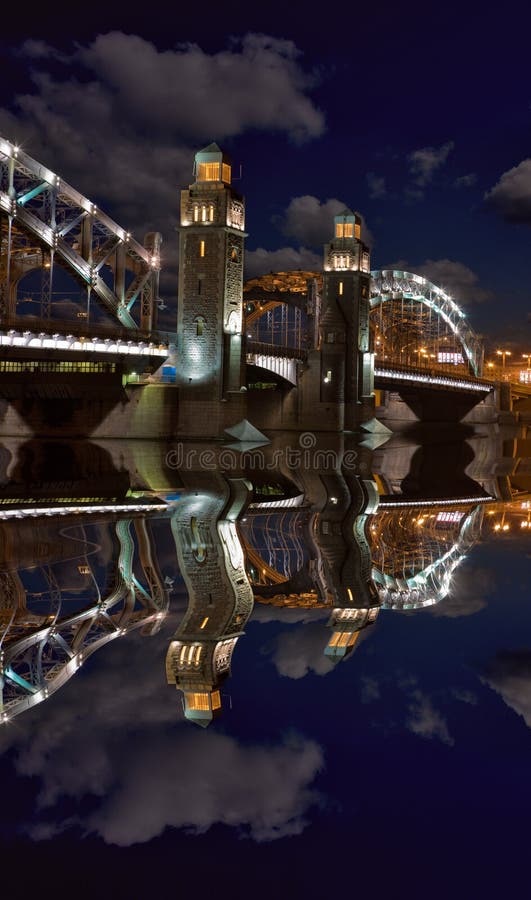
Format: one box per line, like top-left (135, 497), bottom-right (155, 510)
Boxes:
top-left (370, 269), bottom-right (484, 377)
top-left (0, 136), bottom-right (161, 330)
top-left (0, 516), bottom-right (168, 722)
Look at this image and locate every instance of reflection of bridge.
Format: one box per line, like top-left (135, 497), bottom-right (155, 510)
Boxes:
top-left (0, 512), bottom-right (168, 721)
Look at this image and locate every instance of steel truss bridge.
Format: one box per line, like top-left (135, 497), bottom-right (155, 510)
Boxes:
top-left (0, 136), bottom-right (167, 350)
top-left (243, 270), bottom-right (495, 393)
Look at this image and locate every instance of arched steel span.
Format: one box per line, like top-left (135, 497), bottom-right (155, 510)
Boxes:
top-left (0, 136), bottom-right (161, 329)
top-left (370, 269), bottom-right (484, 377)
top-left (0, 518), bottom-right (169, 722)
top-left (371, 505), bottom-right (484, 610)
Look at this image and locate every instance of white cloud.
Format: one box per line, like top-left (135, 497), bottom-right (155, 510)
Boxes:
top-left (485, 159), bottom-right (531, 223)
top-left (406, 690), bottom-right (454, 746)
top-left (279, 195), bottom-right (373, 248)
top-left (1, 622), bottom-right (324, 844)
top-left (408, 141), bottom-right (454, 188)
top-left (481, 650), bottom-right (531, 728)
top-left (245, 245), bottom-right (321, 279)
top-left (266, 623), bottom-right (336, 679)
top-left (387, 257), bottom-right (493, 306)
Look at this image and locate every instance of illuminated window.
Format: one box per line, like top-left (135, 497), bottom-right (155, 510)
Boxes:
top-left (200, 617), bottom-right (209, 629)
top-left (198, 162), bottom-right (220, 181)
top-left (354, 223), bottom-right (361, 240)
top-left (338, 281), bottom-right (344, 296)
top-left (329, 632), bottom-right (341, 647)
top-left (199, 240), bottom-right (205, 258)
top-left (194, 645), bottom-right (202, 664)
top-left (193, 205), bottom-right (199, 222)
top-left (196, 320), bottom-right (204, 336)
top-left (211, 690), bottom-right (221, 710)
top-left (337, 632), bottom-right (351, 647)
top-left (336, 222), bottom-right (354, 238)
top-left (201, 205), bottom-right (207, 222)
top-left (186, 692), bottom-right (211, 711)
top-left (231, 247), bottom-right (239, 263)
top-left (209, 204), bottom-right (214, 222)
top-left (222, 163), bottom-right (231, 184)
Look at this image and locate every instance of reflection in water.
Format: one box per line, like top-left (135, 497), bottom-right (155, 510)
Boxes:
top-left (0, 433), bottom-right (528, 728)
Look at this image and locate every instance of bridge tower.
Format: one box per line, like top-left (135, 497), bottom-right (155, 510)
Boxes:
top-left (177, 144), bottom-right (247, 396)
top-left (321, 210), bottom-right (374, 429)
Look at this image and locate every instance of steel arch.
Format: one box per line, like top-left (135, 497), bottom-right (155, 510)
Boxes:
top-left (0, 136), bottom-right (161, 329)
top-left (370, 269), bottom-right (484, 376)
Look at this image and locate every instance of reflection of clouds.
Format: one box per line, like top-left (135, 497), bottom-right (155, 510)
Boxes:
top-left (0, 616), bottom-right (323, 845)
top-left (430, 566), bottom-right (494, 618)
top-left (406, 690), bottom-right (454, 746)
top-left (482, 650), bottom-right (531, 728)
top-left (265, 623), bottom-right (335, 680)
top-left (252, 605), bottom-right (329, 626)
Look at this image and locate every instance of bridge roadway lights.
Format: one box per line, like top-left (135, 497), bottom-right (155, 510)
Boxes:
top-left (0, 328), bottom-right (169, 357)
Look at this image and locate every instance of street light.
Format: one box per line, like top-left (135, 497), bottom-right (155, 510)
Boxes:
top-left (496, 349), bottom-right (512, 368)
top-left (523, 353), bottom-right (531, 370)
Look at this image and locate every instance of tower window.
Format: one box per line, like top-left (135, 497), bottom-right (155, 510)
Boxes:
top-left (355, 223), bottom-right (361, 240)
top-left (209, 204), bottom-right (214, 222)
top-left (199, 240), bottom-right (205, 258)
top-left (230, 247), bottom-right (239, 263)
top-left (201, 205), bottom-right (207, 222)
top-left (338, 281), bottom-right (344, 296)
top-left (193, 205), bottom-right (199, 222)
top-left (222, 163), bottom-right (231, 184)
top-left (198, 162), bottom-right (220, 181)
top-left (196, 317), bottom-right (205, 336)
top-left (336, 222), bottom-right (355, 238)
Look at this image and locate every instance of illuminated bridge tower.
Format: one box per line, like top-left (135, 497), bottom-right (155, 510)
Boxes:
top-left (177, 144), bottom-right (247, 398)
top-left (321, 210), bottom-right (374, 430)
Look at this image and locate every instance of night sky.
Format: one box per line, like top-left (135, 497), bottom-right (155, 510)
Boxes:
top-left (1, 1), bottom-right (530, 349)
top-left (2, 4), bottom-right (531, 897)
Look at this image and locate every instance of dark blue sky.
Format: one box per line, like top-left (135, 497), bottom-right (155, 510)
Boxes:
top-left (1, 0), bottom-right (530, 350)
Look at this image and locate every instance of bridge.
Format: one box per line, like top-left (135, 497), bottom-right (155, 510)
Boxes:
top-left (243, 269), bottom-right (495, 393)
top-left (1, 135), bottom-right (529, 440)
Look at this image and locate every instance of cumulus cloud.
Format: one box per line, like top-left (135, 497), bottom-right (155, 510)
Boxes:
top-left (481, 650), bottom-right (531, 727)
top-left (388, 257), bottom-right (493, 305)
top-left (0, 622), bottom-right (324, 845)
top-left (279, 195), bottom-right (373, 248)
top-left (0, 32), bottom-right (324, 308)
top-left (366, 172), bottom-right (386, 199)
top-left (406, 689), bottom-right (454, 745)
top-left (485, 159), bottom-right (531, 223)
top-left (245, 245), bottom-right (321, 278)
top-left (408, 141), bottom-right (454, 188)
top-left (266, 623), bottom-right (336, 679)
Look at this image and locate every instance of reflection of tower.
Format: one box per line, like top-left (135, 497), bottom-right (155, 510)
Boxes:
top-left (166, 478), bottom-right (254, 727)
top-left (177, 143), bottom-right (247, 396)
top-left (324, 606), bottom-right (380, 661)
top-left (321, 210), bottom-right (374, 429)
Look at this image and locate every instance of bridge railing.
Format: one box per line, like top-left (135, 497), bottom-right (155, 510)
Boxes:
top-left (374, 359), bottom-right (493, 387)
top-left (245, 339), bottom-right (308, 362)
top-left (0, 316), bottom-right (176, 347)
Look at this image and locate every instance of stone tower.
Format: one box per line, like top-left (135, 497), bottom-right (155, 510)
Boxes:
top-left (321, 210), bottom-right (374, 429)
top-left (177, 143), bottom-right (247, 397)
